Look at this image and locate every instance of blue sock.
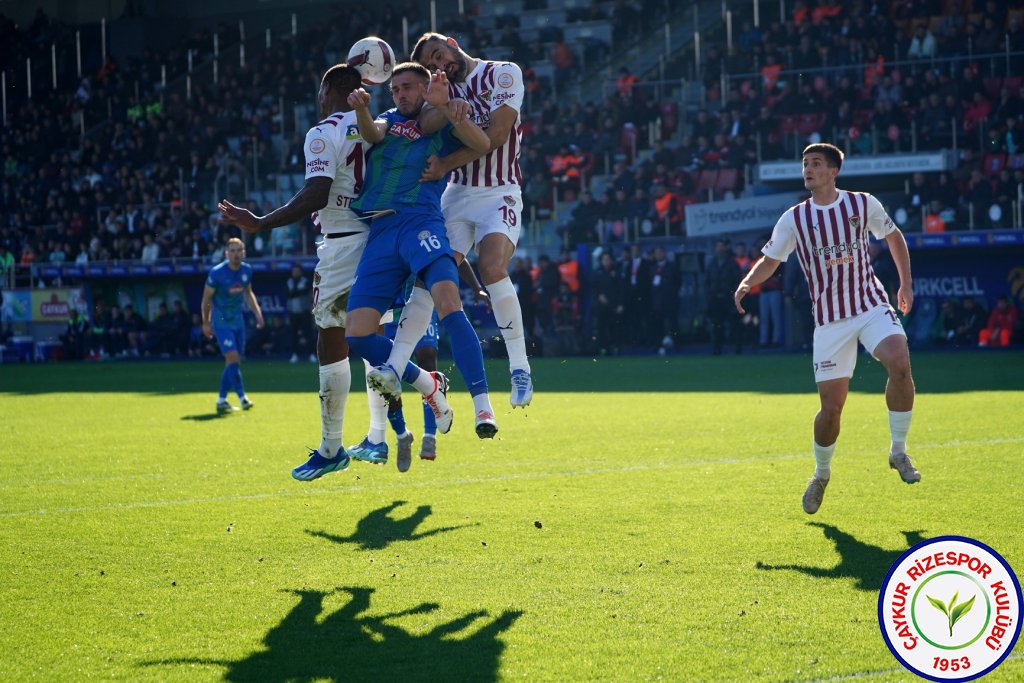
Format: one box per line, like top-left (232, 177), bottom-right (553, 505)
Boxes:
top-left (346, 334), bottom-right (393, 367)
top-left (422, 402), bottom-right (436, 436)
top-left (218, 365), bottom-right (233, 400)
top-left (232, 364), bottom-right (246, 398)
top-left (387, 407), bottom-right (407, 435)
top-left (440, 310), bottom-right (488, 397)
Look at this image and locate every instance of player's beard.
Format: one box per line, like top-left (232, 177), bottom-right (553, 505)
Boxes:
top-left (447, 55), bottom-right (469, 83)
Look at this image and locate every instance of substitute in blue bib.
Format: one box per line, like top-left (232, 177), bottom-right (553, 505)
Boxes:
top-left (202, 237), bottom-right (264, 413)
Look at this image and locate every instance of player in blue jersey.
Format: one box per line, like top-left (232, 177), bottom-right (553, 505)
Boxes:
top-left (344, 63), bottom-right (501, 440)
top-left (201, 237), bottom-right (265, 413)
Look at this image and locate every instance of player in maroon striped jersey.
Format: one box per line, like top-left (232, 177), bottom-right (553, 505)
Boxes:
top-left (380, 32), bottom-right (534, 409)
top-left (734, 143), bottom-right (921, 514)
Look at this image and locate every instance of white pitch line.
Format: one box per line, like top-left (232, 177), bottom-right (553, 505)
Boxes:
top-left (1, 437), bottom-right (1021, 519)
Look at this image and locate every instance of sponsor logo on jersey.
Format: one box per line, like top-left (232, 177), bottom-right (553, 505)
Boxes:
top-left (389, 120), bottom-right (423, 141)
top-left (307, 159), bottom-right (331, 173)
top-left (345, 125), bottom-right (360, 140)
top-left (229, 284), bottom-right (245, 295)
top-left (313, 271), bottom-right (321, 285)
top-left (479, 89), bottom-right (492, 101)
top-left (309, 137), bottom-right (327, 154)
top-left (493, 91), bottom-right (514, 105)
top-left (497, 72), bottom-right (515, 88)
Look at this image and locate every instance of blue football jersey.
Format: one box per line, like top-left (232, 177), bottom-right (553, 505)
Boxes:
top-left (205, 261), bottom-right (253, 329)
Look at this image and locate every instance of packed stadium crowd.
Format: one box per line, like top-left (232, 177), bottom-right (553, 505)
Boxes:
top-left (1, 0), bottom-right (1023, 359)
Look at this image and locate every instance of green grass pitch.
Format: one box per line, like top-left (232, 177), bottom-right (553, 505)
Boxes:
top-left (1, 351), bottom-right (1021, 681)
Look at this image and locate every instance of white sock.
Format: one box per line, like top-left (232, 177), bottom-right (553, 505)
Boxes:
top-left (487, 277), bottom-right (530, 372)
top-left (889, 410), bottom-right (912, 454)
top-left (409, 367), bottom-right (438, 396)
top-left (813, 440), bottom-right (836, 479)
top-left (387, 286), bottom-right (434, 371)
top-left (472, 392), bottom-right (494, 415)
top-left (318, 358), bottom-right (351, 459)
top-left (363, 359), bottom-right (387, 444)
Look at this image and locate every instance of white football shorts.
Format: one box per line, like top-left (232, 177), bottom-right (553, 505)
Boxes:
top-left (441, 183), bottom-right (523, 257)
top-left (812, 304), bottom-right (906, 382)
top-left (312, 233), bottom-right (367, 329)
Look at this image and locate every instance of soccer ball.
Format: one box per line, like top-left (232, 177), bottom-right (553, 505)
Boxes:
top-left (347, 37), bottom-right (396, 85)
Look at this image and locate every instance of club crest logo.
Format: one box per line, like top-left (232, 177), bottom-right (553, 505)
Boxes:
top-left (497, 72), bottom-right (514, 88)
top-left (309, 137), bottom-right (327, 154)
top-left (878, 536), bottom-right (1021, 681)
top-left (850, 215), bottom-right (861, 230)
top-left (503, 195), bottom-right (516, 207)
top-left (417, 230), bottom-right (432, 241)
top-left (479, 89), bottom-right (492, 102)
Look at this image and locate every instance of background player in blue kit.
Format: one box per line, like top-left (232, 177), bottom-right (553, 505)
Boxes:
top-left (343, 63), bottom-right (500, 440)
top-left (201, 237), bottom-right (264, 413)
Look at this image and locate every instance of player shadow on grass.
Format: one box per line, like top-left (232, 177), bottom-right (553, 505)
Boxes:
top-left (179, 411), bottom-right (236, 421)
top-left (756, 524), bottom-right (927, 591)
top-left (306, 500), bottom-right (478, 551)
top-left (146, 586), bottom-right (522, 682)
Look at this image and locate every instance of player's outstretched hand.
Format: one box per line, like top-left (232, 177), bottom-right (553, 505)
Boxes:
top-left (425, 69), bottom-right (450, 109)
top-left (896, 284), bottom-right (914, 315)
top-left (218, 199), bottom-right (260, 233)
top-left (734, 283), bottom-right (750, 314)
top-left (474, 287), bottom-right (491, 309)
top-left (419, 155), bottom-right (446, 182)
top-left (347, 88), bottom-right (371, 110)
top-left (447, 97), bottom-right (469, 125)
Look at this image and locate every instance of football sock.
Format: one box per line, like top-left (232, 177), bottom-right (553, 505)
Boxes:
top-left (318, 358), bottom-right (351, 459)
top-left (889, 410), bottom-right (912, 455)
top-left (441, 310), bottom-right (488, 397)
top-left (472, 392), bottom-right (495, 416)
top-left (364, 360), bottom-right (388, 444)
top-left (813, 440), bottom-right (836, 479)
top-left (387, 407), bottom-right (407, 436)
top-left (387, 286), bottom-right (434, 371)
top-left (346, 333), bottom-right (392, 367)
top-left (218, 364), bottom-right (234, 400)
top-left (232, 363), bottom-right (246, 399)
top-left (422, 402), bottom-right (436, 436)
top-left (488, 277), bottom-right (530, 372)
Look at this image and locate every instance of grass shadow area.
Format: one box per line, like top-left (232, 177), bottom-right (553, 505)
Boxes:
top-left (1, 350), bottom-right (1022, 395)
top-left (144, 586), bottom-right (521, 682)
top-left (757, 524), bottom-right (928, 592)
top-left (306, 500), bottom-right (478, 551)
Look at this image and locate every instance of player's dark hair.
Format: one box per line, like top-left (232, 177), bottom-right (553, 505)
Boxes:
top-left (802, 143), bottom-right (844, 170)
top-left (411, 32), bottom-right (449, 63)
top-left (321, 64), bottom-right (362, 94)
top-left (392, 62), bottom-right (431, 83)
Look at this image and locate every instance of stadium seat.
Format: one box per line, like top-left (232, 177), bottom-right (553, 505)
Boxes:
top-left (714, 168), bottom-right (738, 193)
top-left (797, 112), bottom-right (826, 137)
top-left (696, 169), bottom-right (718, 192)
top-left (1006, 153), bottom-right (1024, 170)
top-left (983, 77), bottom-right (1003, 99)
top-left (776, 114), bottom-right (799, 135)
top-left (1004, 76), bottom-right (1023, 93)
top-left (982, 153), bottom-right (1006, 175)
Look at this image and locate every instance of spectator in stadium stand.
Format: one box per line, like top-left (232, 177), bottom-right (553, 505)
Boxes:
top-left (61, 307), bottom-right (90, 361)
top-left (923, 199), bottom-right (948, 233)
top-left (285, 265), bottom-right (315, 364)
top-left (171, 300), bottom-right (191, 356)
top-left (979, 296), bottom-right (1018, 347)
top-left (649, 246), bottom-right (680, 352)
top-left (620, 244), bottom-right (653, 348)
top-left (564, 192), bottom-right (601, 245)
top-left (557, 249), bottom-right (580, 295)
top-left (758, 254), bottom-right (785, 349)
top-left (105, 306), bottom-right (127, 357)
top-left (122, 304), bottom-right (148, 357)
top-left (651, 184), bottom-right (684, 235)
top-left (616, 67), bottom-right (638, 98)
top-left (591, 251), bottom-right (625, 355)
top-left (784, 253), bottom-right (814, 352)
top-left (955, 296), bottom-right (987, 346)
top-left (147, 302), bottom-right (176, 357)
top-left (706, 238), bottom-right (742, 356)
top-left (534, 254), bottom-right (561, 334)
top-left (906, 24), bottom-right (938, 60)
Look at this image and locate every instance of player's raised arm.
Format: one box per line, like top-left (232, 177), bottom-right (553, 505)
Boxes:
top-left (219, 176), bottom-right (333, 234)
top-left (734, 255), bottom-right (781, 314)
top-left (349, 88), bottom-right (386, 143)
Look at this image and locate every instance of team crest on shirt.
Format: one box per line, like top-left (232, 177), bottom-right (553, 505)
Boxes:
top-left (417, 230), bottom-right (432, 241)
top-left (242, 275), bottom-right (249, 283)
top-left (503, 195), bottom-right (516, 207)
top-left (313, 271), bottom-right (321, 285)
top-left (850, 215), bottom-right (861, 230)
top-left (479, 89), bottom-right (492, 101)
top-left (309, 137), bottom-right (327, 154)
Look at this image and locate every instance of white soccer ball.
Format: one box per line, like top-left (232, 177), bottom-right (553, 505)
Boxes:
top-left (347, 37), bottom-right (396, 85)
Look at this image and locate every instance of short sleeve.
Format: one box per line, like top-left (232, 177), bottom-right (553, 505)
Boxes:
top-left (865, 193), bottom-right (898, 239)
top-left (205, 270), bottom-right (216, 288)
top-left (304, 126), bottom-right (339, 180)
top-left (761, 210), bottom-right (798, 262)
top-left (489, 63), bottom-right (524, 114)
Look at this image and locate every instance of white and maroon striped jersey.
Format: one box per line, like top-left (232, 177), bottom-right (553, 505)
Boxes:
top-left (762, 190), bottom-right (897, 326)
top-left (447, 60), bottom-right (524, 187)
top-left (303, 110), bottom-right (368, 235)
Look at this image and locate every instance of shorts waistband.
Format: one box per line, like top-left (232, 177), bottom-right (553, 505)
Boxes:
top-left (324, 231), bottom-right (363, 239)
